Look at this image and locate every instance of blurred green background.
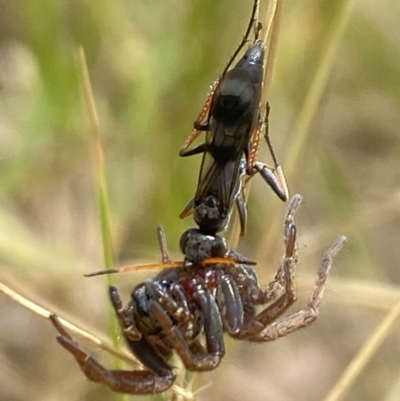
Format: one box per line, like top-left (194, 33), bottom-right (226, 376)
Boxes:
top-left (1, 0), bottom-right (400, 400)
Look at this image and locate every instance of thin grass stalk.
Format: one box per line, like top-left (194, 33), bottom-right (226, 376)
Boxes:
top-left (228, 0), bottom-right (280, 250)
top-left (262, 0), bottom-right (283, 103)
top-left (176, 1), bottom-right (279, 396)
top-left (218, 2), bottom-right (286, 390)
top-left (255, 0), bottom-right (355, 263)
top-left (322, 297), bottom-right (400, 401)
top-left (78, 48), bottom-right (196, 401)
top-left (0, 281), bottom-right (139, 365)
top-left (383, 373), bottom-right (400, 401)
top-left (0, 280), bottom-right (191, 398)
top-left (77, 48), bottom-right (128, 401)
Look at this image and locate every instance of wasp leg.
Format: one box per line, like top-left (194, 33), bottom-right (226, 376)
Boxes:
top-left (244, 103), bottom-right (289, 202)
top-left (245, 113), bottom-right (264, 173)
top-left (178, 129), bottom-right (204, 157)
top-left (179, 142), bottom-right (207, 157)
top-left (193, 123), bottom-right (209, 131)
top-left (179, 198), bottom-right (195, 219)
top-left (179, 80), bottom-right (219, 156)
top-left (252, 162), bottom-right (289, 201)
top-left (221, 0), bottom-right (261, 76)
top-left (49, 314), bottom-right (176, 394)
top-left (235, 189), bottom-right (248, 236)
top-left (257, 102), bottom-right (289, 200)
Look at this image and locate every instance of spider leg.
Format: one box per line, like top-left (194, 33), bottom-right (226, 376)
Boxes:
top-left (230, 195), bottom-right (345, 341)
top-left (109, 286), bottom-right (141, 342)
top-left (232, 223), bottom-right (298, 339)
top-left (49, 314), bottom-right (176, 394)
top-left (156, 225), bottom-right (172, 263)
top-left (235, 188), bottom-right (247, 236)
top-left (193, 288), bottom-right (225, 365)
top-left (147, 282), bottom-right (195, 336)
top-left (243, 194), bottom-right (301, 308)
top-left (147, 282), bottom-right (225, 371)
top-left (217, 274), bottom-right (244, 335)
top-left (149, 282), bottom-right (208, 358)
top-left (247, 235), bottom-right (346, 342)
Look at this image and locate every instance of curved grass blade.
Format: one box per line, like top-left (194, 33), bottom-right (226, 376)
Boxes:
top-left (77, 48), bottom-right (127, 401)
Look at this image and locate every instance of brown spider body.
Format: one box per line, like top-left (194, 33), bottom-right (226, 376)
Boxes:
top-left (51, 195), bottom-right (346, 394)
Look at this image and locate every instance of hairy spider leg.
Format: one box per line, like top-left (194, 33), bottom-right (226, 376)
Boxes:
top-left (49, 314), bottom-right (176, 394)
top-left (229, 195), bottom-right (346, 340)
top-left (148, 282), bottom-right (225, 371)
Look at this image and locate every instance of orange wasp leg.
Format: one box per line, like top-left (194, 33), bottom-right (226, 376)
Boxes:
top-left (179, 198), bottom-right (195, 219)
top-left (245, 103), bottom-right (289, 202)
top-left (178, 80), bottom-right (219, 157)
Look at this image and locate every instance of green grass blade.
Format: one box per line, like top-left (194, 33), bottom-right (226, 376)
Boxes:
top-left (78, 47), bottom-right (128, 401)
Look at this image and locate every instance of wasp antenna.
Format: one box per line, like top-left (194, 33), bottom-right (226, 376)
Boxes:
top-left (221, 0), bottom-right (261, 77)
top-left (85, 262), bottom-right (184, 277)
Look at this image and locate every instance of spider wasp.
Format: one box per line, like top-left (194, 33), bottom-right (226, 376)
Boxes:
top-left (49, 0), bottom-right (346, 395)
top-left (179, 0), bottom-right (288, 237)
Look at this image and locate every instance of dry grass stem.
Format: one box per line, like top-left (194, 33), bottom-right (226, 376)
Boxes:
top-left (0, 280), bottom-right (193, 399)
top-left (255, 0), bottom-right (355, 263)
top-left (0, 281), bottom-right (138, 366)
top-left (323, 297), bottom-right (400, 401)
top-left (383, 373), bottom-right (400, 401)
top-left (228, 0), bottom-right (282, 249)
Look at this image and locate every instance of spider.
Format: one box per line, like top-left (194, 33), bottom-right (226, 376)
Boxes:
top-left (50, 195), bottom-right (345, 394)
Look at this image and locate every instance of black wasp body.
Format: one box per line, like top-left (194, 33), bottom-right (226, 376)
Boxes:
top-left (207, 41), bottom-right (264, 163)
top-left (180, 26), bottom-right (288, 237)
top-left (180, 39), bottom-right (267, 237)
top-left (180, 158), bottom-right (247, 236)
top-left (184, 39), bottom-right (265, 165)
